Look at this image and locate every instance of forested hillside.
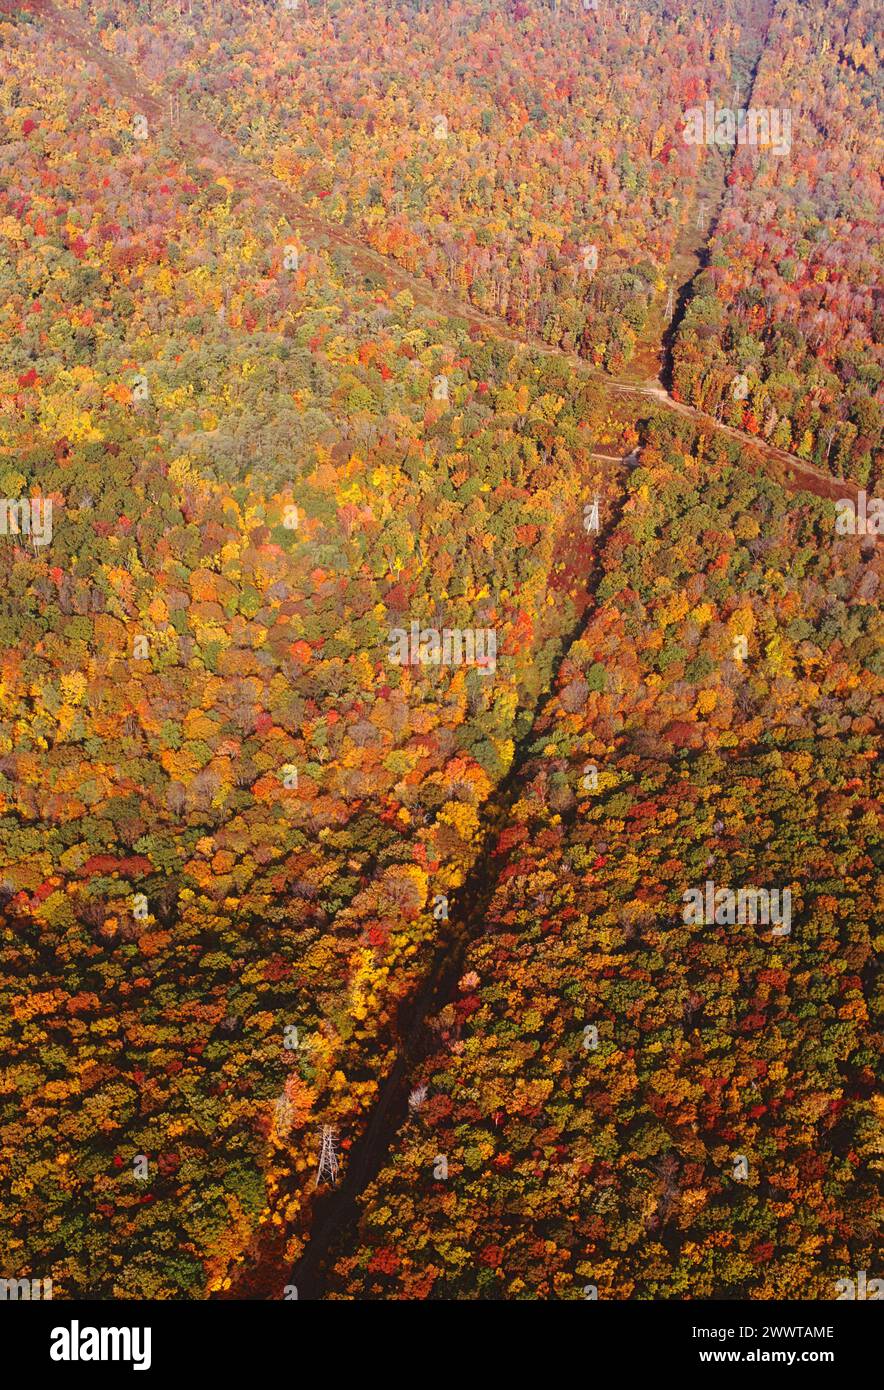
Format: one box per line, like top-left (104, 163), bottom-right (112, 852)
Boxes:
top-left (0, 0), bottom-right (879, 1303)
top-left (0, 6), bottom-right (634, 1295)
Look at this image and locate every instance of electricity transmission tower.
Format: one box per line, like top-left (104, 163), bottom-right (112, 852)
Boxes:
top-left (315, 1126), bottom-right (340, 1188)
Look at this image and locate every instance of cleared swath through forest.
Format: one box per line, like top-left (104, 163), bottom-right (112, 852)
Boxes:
top-left (656, 0), bottom-right (772, 392)
top-left (283, 462), bottom-right (633, 1299)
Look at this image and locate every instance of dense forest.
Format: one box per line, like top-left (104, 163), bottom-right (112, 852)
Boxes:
top-left (66, 0), bottom-right (747, 371)
top-left (0, 3), bottom-right (632, 1295)
top-left (0, 0), bottom-right (879, 1303)
top-left (673, 0), bottom-right (882, 483)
